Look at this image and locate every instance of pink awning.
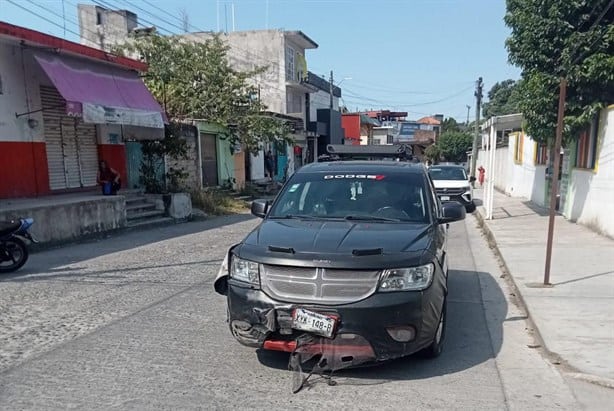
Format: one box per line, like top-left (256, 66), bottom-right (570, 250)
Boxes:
top-left (34, 52), bottom-right (166, 129)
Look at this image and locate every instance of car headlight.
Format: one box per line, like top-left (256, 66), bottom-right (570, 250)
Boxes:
top-left (378, 263), bottom-right (434, 291)
top-left (230, 255), bottom-right (261, 286)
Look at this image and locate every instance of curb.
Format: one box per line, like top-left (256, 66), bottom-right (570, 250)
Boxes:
top-left (473, 208), bottom-right (614, 390)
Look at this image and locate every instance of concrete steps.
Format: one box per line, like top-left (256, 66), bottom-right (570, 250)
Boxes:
top-left (125, 193), bottom-right (173, 228)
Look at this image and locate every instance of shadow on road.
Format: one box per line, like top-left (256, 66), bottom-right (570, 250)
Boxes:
top-left (0, 213), bottom-right (256, 281)
top-left (256, 269), bottom-right (506, 385)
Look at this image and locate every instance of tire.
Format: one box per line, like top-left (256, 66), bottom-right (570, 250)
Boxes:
top-left (0, 237), bottom-right (29, 273)
top-left (466, 203), bottom-right (477, 213)
top-left (420, 298), bottom-right (447, 359)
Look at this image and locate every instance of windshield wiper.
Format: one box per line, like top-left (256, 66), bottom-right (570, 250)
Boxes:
top-left (344, 215), bottom-right (401, 222)
top-left (269, 214), bottom-right (327, 220)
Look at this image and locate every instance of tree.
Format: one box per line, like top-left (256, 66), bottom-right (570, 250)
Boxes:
top-left (441, 117), bottom-right (461, 133)
top-left (435, 131), bottom-right (474, 162)
top-left (424, 144), bottom-right (441, 163)
top-left (115, 33), bottom-right (292, 152)
top-left (482, 79), bottom-right (522, 119)
top-left (505, 0), bottom-right (614, 144)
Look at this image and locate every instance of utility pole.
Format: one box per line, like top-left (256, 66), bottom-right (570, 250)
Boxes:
top-left (543, 77), bottom-right (567, 286)
top-left (470, 77), bottom-right (483, 184)
top-left (329, 70), bottom-right (334, 109)
top-left (466, 105), bottom-right (471, 125)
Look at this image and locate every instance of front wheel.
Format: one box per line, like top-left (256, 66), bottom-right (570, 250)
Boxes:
top-left (420, 298), bottom-right (447, 359)
top-left (0, 237), bottom-right (29, 273)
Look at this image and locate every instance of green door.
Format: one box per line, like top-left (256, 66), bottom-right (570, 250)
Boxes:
top-left (126, 141), bottom-right (164, 190)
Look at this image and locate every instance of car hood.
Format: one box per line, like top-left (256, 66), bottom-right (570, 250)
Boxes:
top-left (432, 180), bottom-right (471, 189)
top-left (234, 219), bottom-right (435, 268)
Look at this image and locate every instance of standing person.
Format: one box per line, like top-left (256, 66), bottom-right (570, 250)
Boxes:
top-left (97, 160), bottom-right (121, 195)
top-left (264, 150), bottom-right (275, 181)
top-left (478, 165), bottom-right (486, 187)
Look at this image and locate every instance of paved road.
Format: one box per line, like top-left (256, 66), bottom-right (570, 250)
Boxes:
top-left (0, 214), bottom-right (612, 410)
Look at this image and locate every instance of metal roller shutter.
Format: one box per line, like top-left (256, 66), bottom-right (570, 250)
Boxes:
top-left (41, 86), bottom-right (99, 190)
top-left (41, 86), bottom-right (68, 190)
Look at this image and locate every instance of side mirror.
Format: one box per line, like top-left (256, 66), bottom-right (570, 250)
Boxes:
top-left (469, 176), bottom-right (477, 183)
top-left (438, 201), bottom-right (466, 224)
top-left (251, 199), bottom-right (270, 218)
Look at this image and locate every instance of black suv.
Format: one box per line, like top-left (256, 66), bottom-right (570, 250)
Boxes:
top-left (214, 161), bottom-right (466, 368)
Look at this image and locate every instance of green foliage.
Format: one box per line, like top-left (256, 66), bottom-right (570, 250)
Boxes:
top-left (434, 131), bottom-right (474, 163)
top-left (504, 0), bottom-right (614, 144)
top-left (441, 117), bottom-right (461, 133)
top-left (115, 33), bottom-right (293, 153)
top-left (424, 144), bottom-right (442, 162)
top-left (140, 122), bottom-right (189, 194)
top-left (482, 79), bottom-right (522, 119)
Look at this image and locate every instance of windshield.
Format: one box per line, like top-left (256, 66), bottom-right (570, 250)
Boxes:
top-left (428, 167), bottom-right (468, 181)
top-left (268, 172), bottom-right (431, 223)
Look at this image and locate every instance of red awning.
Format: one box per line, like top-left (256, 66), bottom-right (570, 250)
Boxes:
top-left (34, 52), bottom-right (166, 129)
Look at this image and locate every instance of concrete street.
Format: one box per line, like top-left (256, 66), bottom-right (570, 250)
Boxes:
top-left (0, 213), bottom-right (612, 410)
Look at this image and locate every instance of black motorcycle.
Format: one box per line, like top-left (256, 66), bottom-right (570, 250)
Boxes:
top-left (0, 218), bottom-right (38, 273)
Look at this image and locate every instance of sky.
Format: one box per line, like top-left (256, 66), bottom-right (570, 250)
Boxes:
top-left (0, 0), bottom-right (521, 121)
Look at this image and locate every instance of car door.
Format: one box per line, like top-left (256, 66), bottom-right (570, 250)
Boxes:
top-left (425, 173), bottom-right (448, 275)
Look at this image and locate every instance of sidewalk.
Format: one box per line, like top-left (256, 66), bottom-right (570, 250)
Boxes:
top-left (473, 188), bottom-right (614, 385)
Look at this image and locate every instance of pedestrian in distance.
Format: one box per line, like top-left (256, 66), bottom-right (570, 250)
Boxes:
top-left (478, 165), bottom-right (486, 187)
top-left (97, 160), bottom-right (121, 195)
top-left (264, 150), bottom-right (275, 181)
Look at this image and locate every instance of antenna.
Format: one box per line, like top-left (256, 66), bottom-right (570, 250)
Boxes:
top-left (265, 0), bottom-right (269, 29)
top-left (216, 0), bottom-right (220, 32)
top-left (232, 3), bottom-right (235, 32)
top-left (224, 4), bottom-right (228, 33)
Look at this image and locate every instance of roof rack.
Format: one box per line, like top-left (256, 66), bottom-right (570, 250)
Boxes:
top-left (322, 144), bottom-right (418, 162)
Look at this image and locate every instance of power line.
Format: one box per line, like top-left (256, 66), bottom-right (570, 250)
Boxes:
top-left (119, 0), bottom-right (187, 33)
top-left (91, 0), bottom-right (177, 35)
top-left (6, 0), bottom-right (85, 41)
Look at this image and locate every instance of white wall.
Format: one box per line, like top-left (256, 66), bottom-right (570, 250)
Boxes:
top-left (477, 134), bottom-right (547, 207)
top-left (309, 89), bottom-right (339, 120)
top-left (0, 42), bottom-right (49, 143)
top-left (566, 106), bottom-right (614, 237)
top-left (372, 128), bottom-right (389, 145)
top-left (476, 146), bottom-right (509, 192)
top-left (505, 132), bottom-right (547, 205)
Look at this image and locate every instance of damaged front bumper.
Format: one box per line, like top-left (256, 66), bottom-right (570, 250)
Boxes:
top-left (226, 279), bottom-right (445, 363)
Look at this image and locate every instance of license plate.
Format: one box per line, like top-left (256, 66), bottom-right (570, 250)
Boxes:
top-left (440, 196), bottom-right (450, 201)
top-left (292, 308), bottom-right (336, 338)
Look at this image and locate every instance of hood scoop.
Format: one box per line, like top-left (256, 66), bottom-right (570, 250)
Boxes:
top-left (352, 248), bottom-right (383, 256)
top-left (268, 245), bottom-right (296, 254)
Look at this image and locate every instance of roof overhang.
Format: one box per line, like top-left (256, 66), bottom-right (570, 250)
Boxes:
top-left (284, 30), bottom-right (318, 49)
top-left (481, 113), bottom-right (523, 131)
top-left (0, 20), bottom-right (147, 72)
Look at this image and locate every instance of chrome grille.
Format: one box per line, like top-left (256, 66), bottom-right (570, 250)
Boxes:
top-left (261, 265), bottom-right (381, 305)
top-left (436, 187), bottom-right (466, 196)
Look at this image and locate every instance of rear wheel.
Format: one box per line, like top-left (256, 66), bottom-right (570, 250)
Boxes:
top-left (420, 298), bottom-right (447, 359)
top-left (0, 237), bottom-right (29, 273)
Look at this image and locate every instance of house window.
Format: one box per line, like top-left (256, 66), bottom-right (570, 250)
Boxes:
top-left (286, 46), bottom-right (295, 81)
top-left (535, 143), bottom-right (548, 165)
top-left (286, 92), bottom-right (302, 114)
top-left (514, 133), bottom-right (524, 163)
top-left (575, 116), bottom-right (598, 169)
top-left (387, 135), bottom-right (394, 144)
top-left (96, 11), bottom-right (103, 25)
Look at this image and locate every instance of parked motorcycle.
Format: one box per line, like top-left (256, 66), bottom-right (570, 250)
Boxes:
top-left (0, 218), bottom-right (38, 273)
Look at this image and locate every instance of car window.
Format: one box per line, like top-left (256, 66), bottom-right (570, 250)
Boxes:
top-left (426, 173), bottom-right (441, 218)
top-left (428, 167), bottom-right (467, 181)
top-left (269, 172), bottom-right (430, 223)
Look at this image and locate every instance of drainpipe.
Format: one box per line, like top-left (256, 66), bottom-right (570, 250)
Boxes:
top-left (195, 123), bottom-right (203, 190)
